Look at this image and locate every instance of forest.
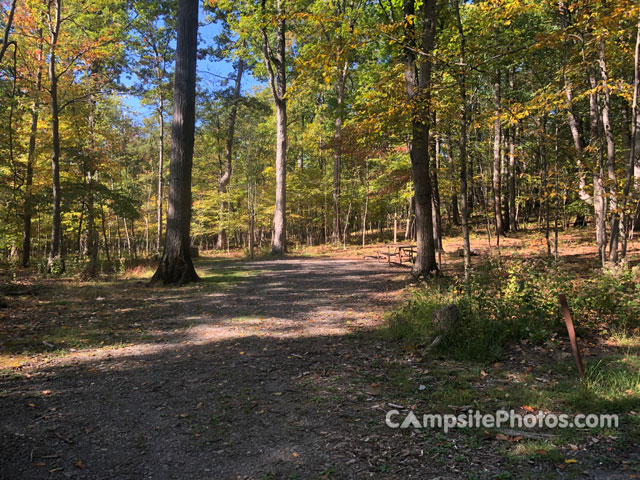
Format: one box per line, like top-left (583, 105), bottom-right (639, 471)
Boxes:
top-left (1, 0), bottom-right (640, 478)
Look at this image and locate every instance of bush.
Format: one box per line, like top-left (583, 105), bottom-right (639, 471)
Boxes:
top-left (385, 259), bottom-right (636, 363)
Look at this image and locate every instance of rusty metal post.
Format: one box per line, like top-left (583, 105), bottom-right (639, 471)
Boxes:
top-left (559, 293), bottom-right (585, 378)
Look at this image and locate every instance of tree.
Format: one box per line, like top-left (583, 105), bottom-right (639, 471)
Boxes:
top-left (46, 0), bottom-right (63, 273)
top-left (151, 0), bottom-right (199, 285)
top-left (261, 0), bottom-right (288, 254)
top-left (453, 0), bottom-right (471, 278)
top-left (20, 5), bottom-right (45, 267)
top-left (0, 0), bottom-right (17, 65)
top-left (217, 57), bottom-right (245, 250)
top-left (402, 0), bottom-right (438, 277)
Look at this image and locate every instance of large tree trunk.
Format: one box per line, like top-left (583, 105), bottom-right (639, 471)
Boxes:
top-left (262, 0), bottom-right (287, 254)
top-left (402, 0), bottom-right (437, 277)
top-left (156, 100), bottom-right (164, 252)
top-left (583, 43), bottom-right (607, 264)
top-left (217, 58), bottom-right (245, 250)
top-left (599, 37), bottom-right (619, 261)
top-left (621, 12), bottom-right (640, 259)
top-left (332, 59), bottom-right (347, 245)
top-left (431, 115), bottom-right (442, 259)
top-left (85, 101), bottom-right (99, 277)
top-left (151, 0), bottom-right (199, 285)
top-left (22, 27), bottom-right (43, 268)
top-left (47, 0), bottom-right (64, 274)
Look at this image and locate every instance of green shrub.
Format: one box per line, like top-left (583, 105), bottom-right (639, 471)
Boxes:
top-left (385, 259), bottom-right (636, 363)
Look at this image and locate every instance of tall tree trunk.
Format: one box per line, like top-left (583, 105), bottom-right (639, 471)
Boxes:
top-left (454, 0), bottom-right (471, 278)
top-left (584, 44), bottom-right (607, 264)
top-left (332, 58), bottom-right (348, 245)
top-left (502, 133), bottom-right (510, 233)
top-left (262, 0), bottom-right (287, 254)
top-left (508, 124), bottom-right (517, 231)
top-left (599, 36), bottom-right (619, 261)
top-left (151, 0), bottom-right (199, 285)
top-left (403, 0), bottom-right (437, 277)
top-left (85, 100), bottom-right (99, 277)
top-left (22, 27), bottom-right (44, 268)
top-left (431, 115), bottom-right (442, 257)
top-left (361, 159), bottom-right (369, 246)
top-left (492, 72), bottom-right (504, 238)
top-left (47, 0), bottom-right (64, 273)
top-left (156, 100), bottom-right (164, 252)
top-left (622, 12), bottom-right (640, 259)
top-left (217, 58), bottom-right (245, 250)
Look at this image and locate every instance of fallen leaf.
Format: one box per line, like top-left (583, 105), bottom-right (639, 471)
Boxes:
top-left (496, 434), bottom-right (510, 441)
top-left (75, 460), bottom-right (86, 469)
top-left (196, 402), bottom-right (203, 409)
top-left (522, 405), bottom-right (535, 413)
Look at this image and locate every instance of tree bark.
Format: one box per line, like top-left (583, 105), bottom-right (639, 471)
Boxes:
top-left (156, 101), bottom-right (164, 252)
top-left (598, 36), bottom-right (619, 261)
top-left (151, 0), bottom-right (199, 285)
top-left (508, 124), bottom-right (517, 231)
top-left (22, 27), bottom-right (44, 268)
top-left (47, 0), bottom-right (64, 273)
top-left (583, 41), bottom-right (607, 264)
top-left (492, 72), bottom-right (504, 238)
top-left (262, 0), bottom-right (287, 254)
top-left (621, 12), bottom-right (640, 259)
top-left (454, 0), bottom-right (471, 278)
top-left (332, 59), bottom-right (347, 245)
top-left (217, 58), bottom-right (245, 250)
top-left (402, 0), bottom-right (437, 277)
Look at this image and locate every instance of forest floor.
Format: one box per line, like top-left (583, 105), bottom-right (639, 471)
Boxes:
top-left (1, 232), bottom-right (640, 479)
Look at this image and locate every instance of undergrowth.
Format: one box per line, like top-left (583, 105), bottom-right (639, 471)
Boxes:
top-left (385, 259), bottom-right (640, 363)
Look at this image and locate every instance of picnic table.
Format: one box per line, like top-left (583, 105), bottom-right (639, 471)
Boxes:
top-left (375, 244), bottom-right (417, 265)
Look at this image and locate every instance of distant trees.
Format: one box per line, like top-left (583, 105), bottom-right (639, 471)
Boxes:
top-left (2, 0), bottom-right (640, 272)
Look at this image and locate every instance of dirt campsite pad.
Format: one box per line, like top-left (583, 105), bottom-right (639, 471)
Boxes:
top-left (1, 257), bottom-right (638, 479)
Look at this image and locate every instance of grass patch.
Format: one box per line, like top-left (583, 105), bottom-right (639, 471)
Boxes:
top-left (507, 441), bottom-right (563, 463)
top-left (569, 355), bottom-right (640, 412)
